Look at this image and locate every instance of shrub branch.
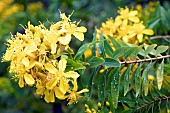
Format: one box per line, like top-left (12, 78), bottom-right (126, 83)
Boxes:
top-left (150, 35), bottom-right (170, 40)
top-left (120, 55), bottom-right (170, 64)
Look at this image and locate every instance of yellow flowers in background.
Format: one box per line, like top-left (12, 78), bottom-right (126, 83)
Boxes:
top-left (96, 6), bottom-right (154, 44)
top-left (135, 1), bottom-right (159, 22)
top-left (0, 0), bottom-right (23, 19)
top-left (2, 12), bottom-right (88, 104)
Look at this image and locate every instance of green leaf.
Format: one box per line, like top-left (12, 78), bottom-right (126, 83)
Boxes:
top-left (156, 59), bottom-right (164, 90)
top-left (66, 59), bottom-right (86, 71)
top-left (108, 96), bottom-right (115, 113)
top-left (102, 58), bottom-right (120, 67)
top-left (97, 34), bottom-right (106, 58)
top-left (146, 17), bottom-right (161, 29)
top-left (124, 47), bottom-right (139, 59)
top-left (117, 39), bottom-right (128, 46)
top-left (86, 67), bottom-right (101, 100)
top-left (104, 39), bottom-right (114, 57)
top-left (74, 40), bottom-right (103, 60)
top-left (138, 47), bottom-right (145, 57)
top-left (98, 69), bottom-right (107, 106)
top-left (111, 67), bottom-right (120, 108)
top-left (88, 56), bottom-right (104, 68)
top-left (123, 65), bottom-right (132, 96)
top-left (142, 64), bottom-right (151, 96)
top-left (106, 68), bottom-right (117, 90)
top-left (74, 43), bottom-right (91, 60)
top-left (134, 64), bottom-right (141, 97)
top-left (156, 46), bottom-right (168, 55)
top-left (112, 47), bottom-right (129, 59)
top-left (108, 35), bottom-right (121, 49)
top-left (92, 28), bottom-right (97, 56)
top-left (144, 44), bottom-right (157, 57)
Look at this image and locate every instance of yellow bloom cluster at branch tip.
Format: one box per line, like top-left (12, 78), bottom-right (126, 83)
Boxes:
top-left (96, 6), bottom-right (154, 44)
top-left (2, 12), bottom-right (88, 104)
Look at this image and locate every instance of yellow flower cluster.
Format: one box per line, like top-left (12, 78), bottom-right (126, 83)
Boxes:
top-left (96, 7), bottom-right (154, 44)
top-left (2, 12), bottom-right (88, 104)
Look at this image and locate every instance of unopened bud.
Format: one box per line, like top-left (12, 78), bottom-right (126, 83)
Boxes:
top-left (86, 109), bottom-right (92, 113)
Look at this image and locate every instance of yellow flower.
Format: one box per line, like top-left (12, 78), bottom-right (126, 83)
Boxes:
top-left (118, 7), bottom-right (140, 24)
top-left (129, 22), bottom-right (154, 43)
top-left (58, 23), bottom-right (87, 45)
top-left (66, 79), bottom-right (89, 105)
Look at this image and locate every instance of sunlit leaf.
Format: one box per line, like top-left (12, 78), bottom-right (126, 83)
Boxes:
top-left (144, 44), bottom-right (157, 57)
top-left (123, 65), bottom-right (132, 96)
top-left (156, 46), bottom-right (168, 55)
top-left (142, 64), bottom-right (151, 96)
top-left (156, 59), bottom-right (164, 90)
top-left (134, 64), bottom-right (141, 97)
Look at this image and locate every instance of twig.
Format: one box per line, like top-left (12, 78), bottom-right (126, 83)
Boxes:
top-left (150, 35), bottom-right (170, 40)
top-left (120, 55), bottom-right (170, 64)
top-left (135, 96), bottom-right (170, 111)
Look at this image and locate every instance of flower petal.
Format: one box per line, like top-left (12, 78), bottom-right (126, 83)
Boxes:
top-left (142, 29), bottom-right (154, 35)
top-left (3, 49), bottom-right (14, 61)
top-left (129, 16), bottom-right (139, 23)
top-left (129, 11), bottom-right (138, 16)
top-left (64, 71), bottom-right (80, 79)
top-left (54, 87), bottom-right (66, 100)
top-left (22, 57), bottom-right (29, 67)
top-left (76, 26), bottom-right (87, 32)
top-left (51, 42), bottom-right (57, 54)
top-left (73, 32), bottom-right (84, 41)
top-left (24, 42), bottom-right (38, 54)
top-left (24, 73), bottom-right (35, 85)
top-left (27, 60), bottom-right (35, 69)
top-left (137, 34), bottom-right (143, 43)
top-left (46, 77), bottom-right (58, 90)
top-left (59, 77), bottom-right (69, 94)
top-left (59, 58), bottom-right (67, 72)
top-left (44, 90), bottom-right (51, 103)
top-left (44, 63), bottom-right (58, 74)
top-left (19, 75), bottom-right (24, 88)
top-left (58, 34), bottom-right (71, 45)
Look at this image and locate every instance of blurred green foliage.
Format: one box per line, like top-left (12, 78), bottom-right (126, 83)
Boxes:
top-left (1, 0), bottom-right (170, 113)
